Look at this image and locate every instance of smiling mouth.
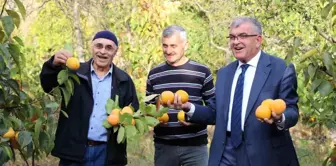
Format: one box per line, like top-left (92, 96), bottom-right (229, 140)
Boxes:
top-left (97, 55), bottom-right (108, 59)
top-left (234, 47), bottom-right (244, 51)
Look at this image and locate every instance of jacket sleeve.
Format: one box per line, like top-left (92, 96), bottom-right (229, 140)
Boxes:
top-left (280, 63), bottom-right (299, 129)
top-left (190, 96), bottom-right (217, 125)
top-left (39, 56), bottom-right (64, 93)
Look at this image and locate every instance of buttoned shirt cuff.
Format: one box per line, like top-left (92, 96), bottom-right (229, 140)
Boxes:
top-left (275, 113), bottom-right (286, 130)
top-left (186, 104), bottom-right (195, 120)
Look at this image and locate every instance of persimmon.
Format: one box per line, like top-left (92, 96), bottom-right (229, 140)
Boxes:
top-left (270, 99), bottom-right (286, 115)
top-left (2, 127), bottom-right (15, 139)
top-left (158, 113), bottom-right (169, 123)
top-left (107, 114), bottom-right (119, 126)
top-left (66, 57), bottom-right (80, 70)
top-left (111, 108), bottom-right (121, 115)
top-left (175, 90), bottom-right (189, 104)
top-left (177, 111), bottom-right (185, 121)
top-left (255, 105), bottom-right (271, 121)
top-left (160, 91), bottom-right (174, 105)
top-left (261, 99), bottom-right (274, 110)
top-left (121, 106), bottom-right (134, 115)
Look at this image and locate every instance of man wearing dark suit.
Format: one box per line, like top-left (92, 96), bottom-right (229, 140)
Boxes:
top-left (167, 17), bottom-right (300, 166)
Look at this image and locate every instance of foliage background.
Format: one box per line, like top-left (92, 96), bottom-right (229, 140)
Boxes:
top-left (0, 0), bottom-right (335, 165)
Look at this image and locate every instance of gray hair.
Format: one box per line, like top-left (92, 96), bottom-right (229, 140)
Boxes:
top-left (230, 17), bottom-right (262, 35)
top-left (162, 25), bottom-right (187, 41)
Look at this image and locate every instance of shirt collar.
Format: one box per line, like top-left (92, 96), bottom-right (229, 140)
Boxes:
top-left (90, 60), bottom-right (113, 75)
top-left (238, 50), bottom-right (261, 68)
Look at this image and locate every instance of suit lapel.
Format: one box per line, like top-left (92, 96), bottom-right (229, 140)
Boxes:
top-left (245, 52), bottom-right (271, 121)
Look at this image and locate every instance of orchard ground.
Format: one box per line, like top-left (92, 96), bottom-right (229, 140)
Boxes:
top-left (7, 118), bottom-right (331, 166)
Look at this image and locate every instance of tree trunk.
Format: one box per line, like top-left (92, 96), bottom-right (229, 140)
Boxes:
top-left (73, 0), bottom-right (85, 61)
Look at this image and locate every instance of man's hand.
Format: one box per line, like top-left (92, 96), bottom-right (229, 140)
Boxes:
top-left (53, 50), bottom-right (72, 66)
top-left (166, 93), bottom-right (191, 112)
top-left (179, 120), bottom-right (192, 126)
top-left (264, 112), bottom-right (282, 124)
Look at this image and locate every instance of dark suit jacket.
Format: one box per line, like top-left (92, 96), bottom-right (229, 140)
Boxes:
top-left (191, 52), bottom-right (300, 166)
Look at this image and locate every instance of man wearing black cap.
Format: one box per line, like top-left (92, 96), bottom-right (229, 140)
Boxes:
top-left (40, 30), bottom-right (139, 166)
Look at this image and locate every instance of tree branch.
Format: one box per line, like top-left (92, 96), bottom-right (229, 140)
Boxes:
top-left (26, 0), bottom-right (53, 16)
top-left (194, 1), bottom-right (231, 54)
top-left (0, 0), bottom-right (8, 17)
top-left (194, 1), bottom-right (209, 13)
top-left (313, 26), bottom-right (336, 43)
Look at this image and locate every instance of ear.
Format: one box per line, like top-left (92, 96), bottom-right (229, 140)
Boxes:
top-left (256, 36), bottom-right (262, 48)
top-left (184, 41), bottom-right (189, 51)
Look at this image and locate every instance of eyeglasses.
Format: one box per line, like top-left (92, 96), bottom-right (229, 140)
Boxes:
top-left (94, 43), bottom-right (115, 52)
top-left (227, 34), bottom-right (259, 41)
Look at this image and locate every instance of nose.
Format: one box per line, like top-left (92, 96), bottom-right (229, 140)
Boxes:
top-left (164, 47), bottom-right (172, 55)
top-left (232, 37), bottom-right (240, 43)
top-left (99, 47), bottom-right (107, 54)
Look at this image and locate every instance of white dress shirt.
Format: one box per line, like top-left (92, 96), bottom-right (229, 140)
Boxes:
top-left (227, 51), bottom-right (260, 131)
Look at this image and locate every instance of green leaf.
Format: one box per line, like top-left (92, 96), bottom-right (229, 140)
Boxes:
top-left (119, 113), bottom-right (132, 125)
top-left (148, 111), bottom-right (161, 118)
top-left (322, 159), bottom-right (329, 166)
top-left (1, 16), bottom-right (14, 37)
top-left (0, 27), bottom-right (4, 42)
top-left (69, 73), bottom-right (80, 84)
top-left (34, 118), bottom-right (43, 147)
top-left (117, 126), bottom-right (125, 144)
top-left (39, 131), bottom-right (50, 153)
top-left (158, 107), bottom-right (169, 115)
top-left (64, 43), bottom-right (73, 52)
top-left (14, 0), bottom-right (26, 19)
top-left (7, 79), bottom-right (20, 95)
top-left (145, 116), bottom-right (160, 127)
top-left (293, 36), bottom-right (301, 48)
top-left (125, 125), bottom-right (137, 138)
top-left (308, 64), bottom-right (317, 79)
top-left (0, 123), bottom-right (7, 136)
top-left (300, 49), bottom-right (318, 62)
top-left (135, 119), bottom-right (145, 135)
top-left (144, 104), bottom-right (156, 114)
top-left (3, 146), bottom-right (13, 160)
top-left (318, 80), bottom-right (333, 96)
top-left (60, 87), bottom-right (70, 107)
top-left (46, 102), bottom-right (59, 110)
top-left (113, 126), bottom-right (119, 133)
top-left (0, 44), bottom-right (11, 59)
top-left (65, 79), bottom-right (74, 96)
top-left (57, 70), bottom-right (68, 85)
top-left (8, 44), bottom-right (21, 70)
top-left (17, 131), bottom-right (32, 148)
top-left (5, 10), bottom-right (20, 27)
top-left (114, 95), bottom-right (119, 108)
top-left (105, 99), bottom-right (114, 114)
top-left (133, 109), bottom-right (142, 118)
top-left (60, 110), bottom-right (69, 118)
top-left (311, 79), bottom-right (322, 93)
top-left (0, 89), bottom-right (5, 106)
top-left (102, 119), bottom-right (112, 128)
top-left (144, 94), bottom-right (159, 103)
top-left (0, 54), bottom-right (6, 71)
top-left (321, 2), bottom-right (336, 18)
top-left (322, 52), bottom-right (333, 71)
top-left (13, 36), bottom-right (24, 46)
